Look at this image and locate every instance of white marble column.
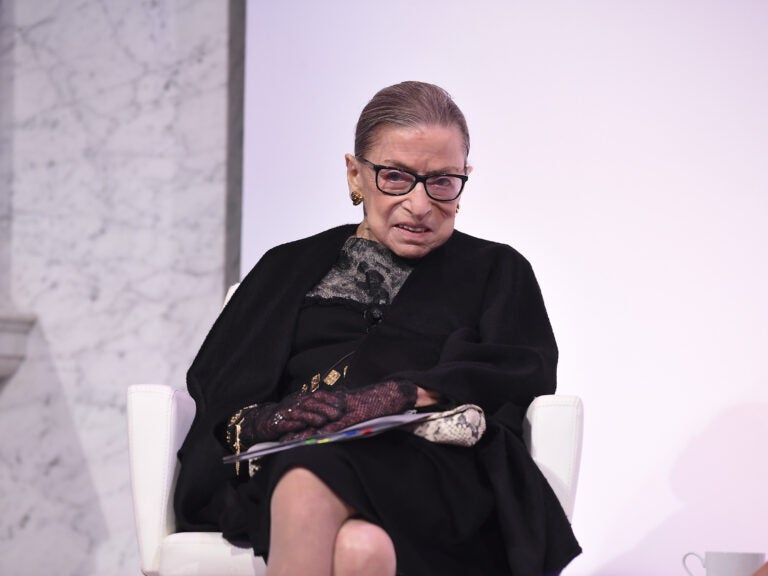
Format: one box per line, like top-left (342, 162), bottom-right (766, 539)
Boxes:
top-left (0, 1), bottom-right (241, 574)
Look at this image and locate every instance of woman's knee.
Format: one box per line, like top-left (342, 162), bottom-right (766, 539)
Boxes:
top-left (271, 467), bottom-right (352, 520)
top-left (333, 519), bottom-right (396, 575)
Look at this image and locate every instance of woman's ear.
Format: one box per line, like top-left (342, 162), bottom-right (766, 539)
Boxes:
top-left (345, 154), bottom-right (365, 206)
top-left (345, 153), bottom-right (363, 194)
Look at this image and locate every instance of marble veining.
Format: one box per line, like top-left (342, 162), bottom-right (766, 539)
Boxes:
top-left (0, 1), bottom-right (233, 574)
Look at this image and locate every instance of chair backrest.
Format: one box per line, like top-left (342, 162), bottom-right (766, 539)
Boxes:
top-left (224, 283), bottom-right (240, 306)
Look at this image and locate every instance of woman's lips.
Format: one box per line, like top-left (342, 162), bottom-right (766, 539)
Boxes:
top-left (395, 224), bottom-right (429, 234)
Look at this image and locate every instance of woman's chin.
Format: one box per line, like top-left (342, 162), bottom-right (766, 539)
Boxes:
top-left (387, 239), bottom-right (435, 260)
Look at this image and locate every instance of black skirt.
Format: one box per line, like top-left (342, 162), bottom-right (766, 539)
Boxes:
top-left (220, 428), bottom-right (512, 576)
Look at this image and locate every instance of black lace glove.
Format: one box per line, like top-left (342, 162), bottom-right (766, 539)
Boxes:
top-left (282, 379), bottom-right (418, 440)
top-left (227, 390), bottom-right (346, 450)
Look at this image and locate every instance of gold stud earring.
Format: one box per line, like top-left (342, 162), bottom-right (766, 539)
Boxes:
top-left (350, 190), bottom-right (364, 206)
top-left (456, 204), bottom-right (461, 214)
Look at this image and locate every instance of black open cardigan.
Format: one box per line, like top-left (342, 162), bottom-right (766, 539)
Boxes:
top-left (174, 224), bottom-right (581, 574)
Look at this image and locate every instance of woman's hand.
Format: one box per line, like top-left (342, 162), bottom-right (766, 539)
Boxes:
top-left (243, 380), bottom-right (435, 444)
top-left (231, 390), bottom-right (346, 447)
top-left (415, 386), bottom-right (442, 407)
top-left (314, 379), bottom-right (417, 435)
top-left (280, 380), bottom-right (418, 440)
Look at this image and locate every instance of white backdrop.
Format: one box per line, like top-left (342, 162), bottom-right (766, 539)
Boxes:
top-left (241, 1), bottom-right (768, 573)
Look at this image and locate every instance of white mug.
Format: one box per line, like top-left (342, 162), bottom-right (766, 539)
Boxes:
top-left (683, 551), bottom-right (765, 576)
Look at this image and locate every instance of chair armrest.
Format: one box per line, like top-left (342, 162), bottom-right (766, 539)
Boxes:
top-left (523, 394), bottom-right (583, 521)
top-left (127, 384), bottom-right (196, 576)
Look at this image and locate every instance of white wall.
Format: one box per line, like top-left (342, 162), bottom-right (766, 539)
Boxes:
top-left (242, 1), bottom-right (768, 573)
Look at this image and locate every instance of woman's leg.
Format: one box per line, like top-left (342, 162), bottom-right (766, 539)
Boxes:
top-left (266, 467), bottom-right (396, 576)
top-left (333, 518), bottom-right (396, 576)
top-left (267, 467), bottom-right (352, 576)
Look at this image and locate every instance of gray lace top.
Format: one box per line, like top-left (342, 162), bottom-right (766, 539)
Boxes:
top-left (306, 236), bottom-right (414, 306)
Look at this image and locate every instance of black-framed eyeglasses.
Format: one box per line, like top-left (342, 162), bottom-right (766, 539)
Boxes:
top-left (356, 156), bottom-right (468, 202)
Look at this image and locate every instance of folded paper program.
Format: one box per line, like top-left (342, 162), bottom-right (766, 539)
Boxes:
top-left (222, 404), bottom-right (486, 463)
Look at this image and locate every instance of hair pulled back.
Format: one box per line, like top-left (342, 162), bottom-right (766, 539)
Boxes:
top-left (354, 81), bottom-right (470, 161)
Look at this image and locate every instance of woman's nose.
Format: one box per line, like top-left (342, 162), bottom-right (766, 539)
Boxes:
top-left (405, 182), bottom-right (432, 216)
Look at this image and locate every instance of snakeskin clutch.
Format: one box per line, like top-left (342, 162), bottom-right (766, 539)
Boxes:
top-left (409, 404), bottom-right (486, 447)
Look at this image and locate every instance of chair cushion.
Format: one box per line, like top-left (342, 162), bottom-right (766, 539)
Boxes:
top-left (158, 532), bottom-right (266, 576)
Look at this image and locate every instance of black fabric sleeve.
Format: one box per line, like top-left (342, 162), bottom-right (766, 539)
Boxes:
top-left (391, 251), bottom-right (557, 428)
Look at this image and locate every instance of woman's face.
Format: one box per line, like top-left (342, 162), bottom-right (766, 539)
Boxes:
top-left (346, 124), bottom-right (469, 259)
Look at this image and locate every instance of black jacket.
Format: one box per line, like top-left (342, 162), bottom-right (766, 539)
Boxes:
top-left (175, 224), bottom-right (580, 574)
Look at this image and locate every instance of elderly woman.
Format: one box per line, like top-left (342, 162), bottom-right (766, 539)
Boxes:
top-left (174, 81), bottom-right (581, 576)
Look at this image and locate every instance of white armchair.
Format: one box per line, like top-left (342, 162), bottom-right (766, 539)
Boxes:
top-left (127, 384), bottom-right (583, 576)
top-left (127, 283), bottom-right (583, 576)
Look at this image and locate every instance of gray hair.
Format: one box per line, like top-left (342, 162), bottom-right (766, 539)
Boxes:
top-left (354, 81), bottom-right (470, 161)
